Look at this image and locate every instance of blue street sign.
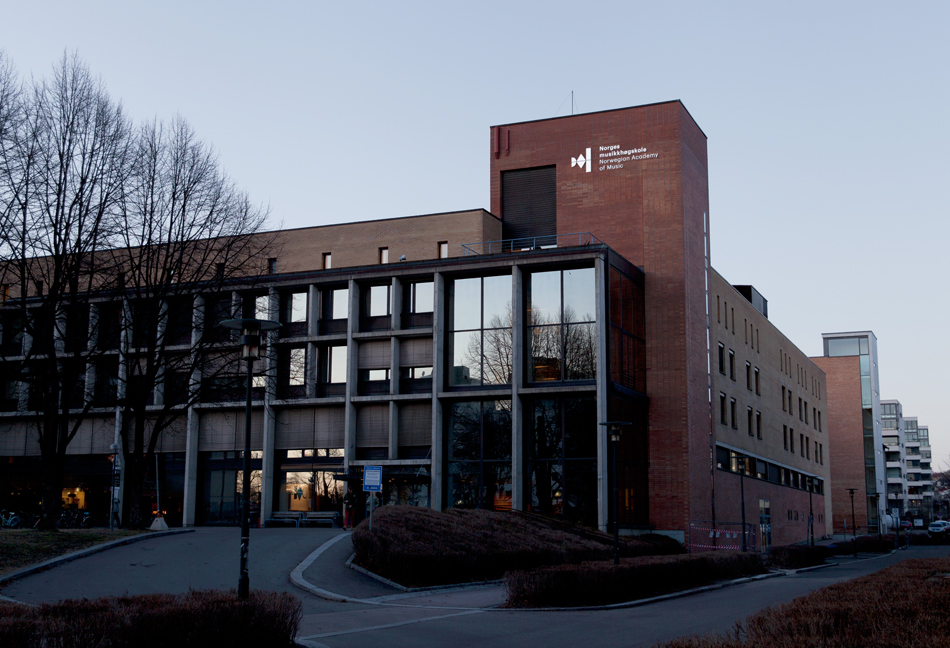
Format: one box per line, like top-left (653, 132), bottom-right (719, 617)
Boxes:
top-left (363, 465), bottom-right (382, 492)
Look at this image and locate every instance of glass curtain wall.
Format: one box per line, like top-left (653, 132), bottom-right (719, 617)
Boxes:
top-left (527, 397), bottom-right (598, 526)
top-left (527, 268), bottom-right (596, 382)
top-left (448, 276), bottom-right (512, 387)
top-left (447, 400), bottom-right (512, 510)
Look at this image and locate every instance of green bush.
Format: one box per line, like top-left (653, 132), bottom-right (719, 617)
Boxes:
top-left (505, 551), bottom-right (767, 608)
top-left (0, 590), bottom-right (301, 648)
top-left (828, 534), bottom-right (899, 555)
top-left (656, 558), bottom-right (950, 648)
top-left (351, 506), bottom-right (684, 587)
top-left (767, 544), bottom-right (830, 569)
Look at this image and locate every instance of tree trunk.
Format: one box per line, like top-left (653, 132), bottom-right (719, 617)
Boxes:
top-left (38, 455), bottom-right (65, 530)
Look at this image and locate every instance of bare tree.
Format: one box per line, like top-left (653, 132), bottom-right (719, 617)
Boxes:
top-left (110, 116), bottom-right (273, 527)
top-left (0, 52), bottom-right (132, 527)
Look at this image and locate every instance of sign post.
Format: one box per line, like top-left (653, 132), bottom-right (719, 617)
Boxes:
top-left (363, 465), bottom-right (382, 531)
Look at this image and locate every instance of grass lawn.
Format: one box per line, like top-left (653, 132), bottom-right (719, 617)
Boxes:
top-left (0, 529), bottom-right (144, 575)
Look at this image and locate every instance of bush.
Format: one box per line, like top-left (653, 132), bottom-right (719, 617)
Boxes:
top-left (767, 544), bottom-right (831, 569)
top-left (828, 533), bottom-right (899, 555)
top-left (505, 551), bottom-right (767, 608)
top-left (0, 590), bottom-right (301, 648)
top-left (351, 506), bottom-right (684, 588)
top-left (656, 558), bottom-right (950, 648)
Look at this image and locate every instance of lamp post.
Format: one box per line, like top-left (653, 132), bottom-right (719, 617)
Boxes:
top-left (737, 456), bottom-right (747, 552)
top-left (600, 421), bottom-right (630, 565)
top-left (221, 318), bottom-right (280, 600)
top-left (847, 487), bottom-right (857, 558)
top-left (807, 476), bottom-right (814, 547)
top-left (109, 443), bottom-right (120, 531)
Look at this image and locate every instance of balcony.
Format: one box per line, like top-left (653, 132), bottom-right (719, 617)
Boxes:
top-left (462, 232), bottom-right (604, 256)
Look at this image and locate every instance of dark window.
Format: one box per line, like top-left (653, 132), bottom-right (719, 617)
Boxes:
top-left (729, 350), bottom-right (735, 381)
top-left (730, 398), bottom-right (737, 429)
top-left (720, 393), bottom-right (727, 424)
top-left (718, 344), bottom-right (725, 374)
top-left (501, 166), bottom-right (556, 240)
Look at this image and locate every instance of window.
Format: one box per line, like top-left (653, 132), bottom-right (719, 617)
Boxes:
top-left (439, 242), bottom-right (448, 259)
top-left (284, 292), bottom-right (307, 323)
top-left (720, 393), bottom-right (727, 425)
top-left (718, 344), bottom-right (725, 374)
top-left (747, 407), bottom-right (753, 437)
top-left (328, 346), bottom-right (347, 383)
top-left (267, 258), bottom-right (277, 274)
top-left (754, 368), bottom-right (760, 394)
top-left (806, 437), bottom-right (810, 460)
top-left (729, 350), bottom-right (735, 380)
top-left (818, 411), bottom-right (822, 432)
top-left (790, 428), bottom-right (795, 453)
top-left (215, 263), bottom-right (224, 280)
top-left (782, 386), bottom-right (786, 411)
top-left (322, 253), bottom-right (332, 269)
top-left (746, 362), bottom-right (752, 390)
top-left (800, 434), bottom-right (805, 457)
top-left (814, 439), bottom-right (818, 462)
top-left (450, 274), bottom-right (513, 387)
top-left (526, 268), bottom-right (596, 383)
top-left (0, 284), bottom-right (7, 302)
top-left (804, 401), bottom-right (809, 424)
top-left (379, 247), bottom-right (389, 264)
top-left (799, 397), bottom-right (803, 421)
top-left (788, 390), bottom-right (792, 413)
top-left (819, 443), bottom-right (823, 465)
top-left (756, 411), bottom-right (762, 440)
top-left (813, 407), bottom-right (817, 429)
top-left (730, 398), bottom-right (737, 429)
top-left (784, 425), bottom-right (788, 450)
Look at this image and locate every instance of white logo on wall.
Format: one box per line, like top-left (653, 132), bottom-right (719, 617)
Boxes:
top-left (570, 144), bottom-right (660, 172)
top-left (571, 148), bottom-right (591, 172)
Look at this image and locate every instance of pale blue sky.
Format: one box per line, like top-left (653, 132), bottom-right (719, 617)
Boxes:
top-left (2, 1), bottom-right (948, 466)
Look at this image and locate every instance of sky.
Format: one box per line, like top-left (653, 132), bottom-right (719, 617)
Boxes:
top-left (2, 2), bottom-right (948, 467)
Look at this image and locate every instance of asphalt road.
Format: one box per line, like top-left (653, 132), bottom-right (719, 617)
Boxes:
top-left (3, 527), bottom-right (947, 648)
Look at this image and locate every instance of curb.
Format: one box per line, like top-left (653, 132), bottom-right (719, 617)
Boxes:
top-left (0, 528), bottom-right (195, 588)
top-left (290, 535), bottom-right (790, 611)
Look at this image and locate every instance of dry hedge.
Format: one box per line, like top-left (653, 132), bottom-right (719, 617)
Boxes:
top-left (505, 551), bottom-right (767, 608)
top-left (656, 557), bottom-right (950, 648)
top-left (0, 589), bottom-right (302, 648)
top-left (351, 505), bottom-right (683, 587)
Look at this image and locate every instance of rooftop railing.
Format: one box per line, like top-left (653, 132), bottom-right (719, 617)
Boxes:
top-left (461, 232), bottom-right (603, 256)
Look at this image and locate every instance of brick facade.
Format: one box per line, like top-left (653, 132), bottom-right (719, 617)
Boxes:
top-left (812, 355), bottom-right (869, 532)
top-left (489, 101), bottom-right (712, 534)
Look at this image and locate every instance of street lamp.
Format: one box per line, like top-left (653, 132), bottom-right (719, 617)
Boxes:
top-left (847, 487), bottom-right (857, 558)
top-left (109, 443), bottom-right (120, 531)
top-left (807, 476), bottom-right (814, 547)
top-left (221, 317), bottom-right (280, 600)
top-left (600, 421), bottom-right (630, 565)
top-left (737, 456), bottom-right (747, 552)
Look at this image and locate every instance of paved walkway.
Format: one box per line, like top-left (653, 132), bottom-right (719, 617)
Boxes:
top-left (2, 527), bottom-right (948, 648)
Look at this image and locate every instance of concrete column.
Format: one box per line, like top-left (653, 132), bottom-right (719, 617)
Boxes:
top-left (430, 272), bottom-right (445, 510)
top-left (306, 285), bottom-right (320, 399)
top-left (181, 294), bottom-right (203, 527)
top-left (343, 280), bottom-right (359, 473)
top-left (389, 335), bottom-right (400, 460)
top-left (154, 300), bottom-right (168, 407)
top-left (261, 288), bottom-right (279, 522)
top-left (595, 256), bottom-right (610, 533)
top-left (391, 277), bottom-right (402, 331)
top-left (510, 265), bottom-right (524, 511)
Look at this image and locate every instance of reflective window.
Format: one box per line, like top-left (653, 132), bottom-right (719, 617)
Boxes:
top-left (405, 281), bottom-right (433, 314)
top-left (289, 348), bottom-right (306, 386)
top-left (448, 400), bottom-right (512, 511)
top-left (448, 275), bottom-right (513, 387)
top-left (528, 268), bottom-right (596, 382)
top-left (330, 288), bottom-right (348, 320)
top-left (826, 337), bottom-right (860, 357)
top-left (288, 293), bottom-right (307, 323)
top-left (329, 346), bottom-right (347, 383)
top-left (367, 285), bottom-right (390, 317)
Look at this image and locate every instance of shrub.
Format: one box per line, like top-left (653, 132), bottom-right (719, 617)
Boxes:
top-left (505, 551), bottom-right (767, 608)
top-left (767, 544), bottom-right (830, 569)
top-left (828, 533), bottom-right (900, 555)
top-left (656, 558), bottom-right (950, 648)
top-left (0, 590), bottom-right (301, 648)
top-left (350, 506), bottom-right (684, 587)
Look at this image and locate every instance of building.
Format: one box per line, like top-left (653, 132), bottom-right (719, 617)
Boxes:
top-left (0, 101), bottom-right (830, 547)
top-left (710, 274), bottom-right (830, 547)
top-left (812, 332), bottom-right (885, 534)
top-left (903, 417), bottom-right (934, 522)
top-left (882, 400), bottom-right (908, 516)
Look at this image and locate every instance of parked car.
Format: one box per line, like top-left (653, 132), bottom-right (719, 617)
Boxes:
top-left (928, 520), bottom-right (950, 535)
top-left (900, 520), bottom-right (912, 530)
